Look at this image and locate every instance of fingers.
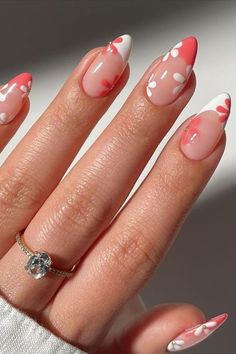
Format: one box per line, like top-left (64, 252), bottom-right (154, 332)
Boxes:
top-left (0, 35), bottom-right (131, 256)
top-left (0, 38), bottom-right (197, 313)
top-left (0, 73), bottom-right (32, 152)
top-left (46, 94), bottom-right (230, 348)
top-left (99, 304), bottom-right (227, 354)
top-left (19, 39), bottom-right (197, 269)
top-left (23, 37), bottom-right (196, 268)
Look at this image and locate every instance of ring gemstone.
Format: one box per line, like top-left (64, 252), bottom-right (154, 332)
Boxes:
top-left (25, 251), bottom-right (52, 279)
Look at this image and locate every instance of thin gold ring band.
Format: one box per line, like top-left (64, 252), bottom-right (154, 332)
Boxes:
top-left (16, 230), bottom-right (76, 279)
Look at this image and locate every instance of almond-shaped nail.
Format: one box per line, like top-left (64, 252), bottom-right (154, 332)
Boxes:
top-left (180, 93), bottom-right (231, 160)
top-left (146, 36), bottom-right (197, 106)
top-left (167, 313), bottom-right (228, 352)
top-left (0, 73), bottom-right (32, 124)
top-left (82, 34), bottom-right (132, 98)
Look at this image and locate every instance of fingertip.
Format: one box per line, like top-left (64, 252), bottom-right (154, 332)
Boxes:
top-left (111, 303), bottom-right (206, 354)
top-left (68, 44), bottom-right (130, 101)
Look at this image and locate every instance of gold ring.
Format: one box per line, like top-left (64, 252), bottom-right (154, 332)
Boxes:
top-left (16, 230), bottom-right (76, 279)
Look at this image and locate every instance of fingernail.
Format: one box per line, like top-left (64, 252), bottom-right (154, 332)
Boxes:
top-left (146, 36), bottom-right (197, 106)
top-left (167, 313), bottom-right (228, 352)
top-left (0, 73), bottom-right (32, 124)
top-left (180, 93), bottom-right (231, 160)
top-left (82, 34), bottom-right (132, 98)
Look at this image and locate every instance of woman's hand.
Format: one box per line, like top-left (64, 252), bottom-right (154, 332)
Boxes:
top-left (0, 35), bottom-right (230, 353)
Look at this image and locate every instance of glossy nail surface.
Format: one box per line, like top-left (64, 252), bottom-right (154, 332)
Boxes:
top-left (146, 36), bottom-right (197, 106)
top-left (181, 93), bottom-right (231, 160)
top-left (0, 73), bottom-right (32, 124)
top-left (167, 313), bottom-right (228, 352)
top-left (82, 34), bottom-right (132, 98)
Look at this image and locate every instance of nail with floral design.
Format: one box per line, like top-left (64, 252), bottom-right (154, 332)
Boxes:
top-left (0, 73), bottom-right (32, 124)
top-left (181, 93), bottom-right (231, 160)
top-left (167, 313), bottom-right (228, 352)
top-left (146, 36), bottom-right (197, 106)
top-left (82, 34), bottom-right (132, 98)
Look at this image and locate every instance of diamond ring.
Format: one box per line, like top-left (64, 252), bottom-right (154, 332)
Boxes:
top-left (16, 231), bottom-right (76, 279)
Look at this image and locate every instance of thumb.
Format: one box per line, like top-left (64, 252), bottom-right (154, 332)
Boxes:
top-left (97, 303), bottom-right (227, 354)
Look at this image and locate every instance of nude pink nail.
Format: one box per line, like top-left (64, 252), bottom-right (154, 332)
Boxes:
top-left (181, 93), bottom-right (231, 160)
top-left (0, 73), bottom-right (32, 124)
top-left (146, 36), bottom-right (197, 106)
top-left (167, 313), bottom-right (228, 352)
top-left (82, 34), bottom-right (132, 98)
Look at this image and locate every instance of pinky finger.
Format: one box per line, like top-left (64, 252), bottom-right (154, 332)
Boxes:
top-left (99, 304), bottom-right (227, 354)
top-left (0, 73), bottom-right (32, 152)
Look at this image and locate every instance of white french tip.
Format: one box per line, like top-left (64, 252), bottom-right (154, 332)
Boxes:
top-left (198, 93), bottom-right (231, 115)
top-left (112, 34), bottom-right (132, 63)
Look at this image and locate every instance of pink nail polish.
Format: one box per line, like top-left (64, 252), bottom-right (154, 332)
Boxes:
top-left (82, 34), bottom-right (132, 98)
top-left (180, 93), bottom-right (231, 160)
top-left (167, 313), bottom-right (228, 352)
top-left (0, 73), bottom-right (32, 124)
top-left (146, 36), bottom-right (197, 106)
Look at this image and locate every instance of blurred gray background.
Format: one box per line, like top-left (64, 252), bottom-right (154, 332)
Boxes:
top-left (0, 1), bottom-right (235, 353)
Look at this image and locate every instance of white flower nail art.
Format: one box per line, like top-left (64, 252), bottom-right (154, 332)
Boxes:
top-left (166, 313), bottom-right (227, 353)
top-left (194, 321), bottom-right (217, 336)
top-left (163, 41), bottom-right (183, 62)
top-left (172, 64), bottom-right (192, 95)
top-left (0, 82), bottom-right (16, 102)
top-left (146, 73), bottom-right (157, 97)
top-left (167, 339), bottom-right (185, 351)
top-left (172, 72), bottom-right (186, 95)
top-left (0, 112), bottom-right (7, 123)
top-left (161, 70), bottom-right (168, 79)
top-left (1, 83), bottom-right (8, 90)
top-left (20, 81), bottom-right (32, 97)
top-left (0, 73), bottom-right (32, 125)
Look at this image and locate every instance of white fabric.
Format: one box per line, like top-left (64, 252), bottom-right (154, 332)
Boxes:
top-left (0, 296), bottom-right (87, 354)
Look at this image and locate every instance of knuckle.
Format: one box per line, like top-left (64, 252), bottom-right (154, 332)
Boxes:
top-left (0, 169), bottom-right (45, 213)
top-left (118, 119), bottom-right (148, 146)
top-left (47, 88), bottom-right (88, 132)
top-left (47, 100), bottom-right (76, 131)
top-left (52, 183), bottom-right (109, 236)
top-left (117, 106), bottom-right (152, 145)
top-left (111, 223), bottom-right (162, 279)
top-left (157, 161), bottom-right (186, 197)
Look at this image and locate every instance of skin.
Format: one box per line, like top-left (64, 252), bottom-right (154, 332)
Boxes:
top-left (0, 46), bottom-right (226, 353)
